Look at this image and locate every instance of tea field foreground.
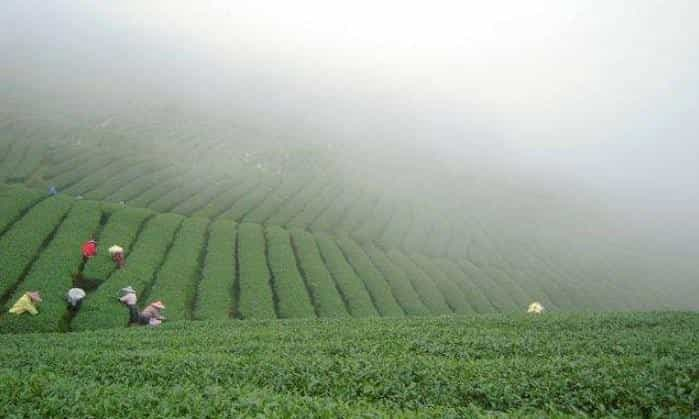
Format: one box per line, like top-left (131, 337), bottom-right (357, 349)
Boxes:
top-left (0, 312), bottom-right (697, 418)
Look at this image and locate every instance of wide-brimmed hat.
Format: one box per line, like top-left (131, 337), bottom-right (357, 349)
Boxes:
top-left (27, 291), bottom-right (42, 302)
top-left (120, 286), bottom-right (136, 296)
top-left (109, 245), bottom-right (124, 255)
top-left (150, 301), bottom-right (165, 310)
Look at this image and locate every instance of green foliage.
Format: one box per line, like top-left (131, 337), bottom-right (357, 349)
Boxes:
top-left (237, 223), bottom-right (276, 319)
top-left (290, 229), bottom-right (349, 318)
top-left (147, 217), bottom-right (209, 322)
top-left (335, 235), bottom-right (404, 317)
top-left (387, 249), bottom-right (453, 315)
top-left (0, 185), bottom-right (44, 234)
top-left (411, 253), bottom-right (476, 314)
top-left (0, 201), bottom-right (101, 333)
top-left (84, 160), bottom-right (164, 201)
top-left (193, 175), bottom-right (261, 219)
top-left (71, 213), bottom-right (183, 331)
top-left (314, 232), bottom-right (379, 318)
top-left (219, 175), bottom-right (280, 221)
top-left (437, 258), bottom-right (495, 313)
top-left (194, 220), bottom-right (236, 321)
top-left (1, 313), bottom-right (697, 417)
top-left (0, 196), bottom-right (73, 298)
top-left (460, 260), bottom-right (519, 312)
top-left (265, 225), bottom-right (315, 318)
top-left (81, 207), bottom-right (154, 283)
top-left (106, 166), bottom-right (180, 203)
top-left (364, 243), bottom-right (430, 316)
top-left (50, 153), bottom-right (117, 190)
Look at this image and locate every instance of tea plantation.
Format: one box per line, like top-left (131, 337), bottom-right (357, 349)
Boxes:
top-left (0, 313), bottom-right (697, 417)
top-left (1, 118), bottom-right (698, 417)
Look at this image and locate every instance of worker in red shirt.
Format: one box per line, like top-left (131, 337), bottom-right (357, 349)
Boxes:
top-left (81, 238), bottom-right (97, 262)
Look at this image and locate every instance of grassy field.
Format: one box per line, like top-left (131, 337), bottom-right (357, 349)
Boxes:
top-left (0, 312), bottom-right (697, 418)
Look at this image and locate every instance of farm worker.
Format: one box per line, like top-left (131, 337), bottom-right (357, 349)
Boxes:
top-left (48, 185), bottom-right (57, 196)
top-left (109, 245), bottom-right (125, 269)
top-left (81, 238), bottom-right (97, 262)
top-left (65, 288), bottom-right (86, 311)
top-left (527, 302), bottom-right (545, 314)
top-left (8, 291), bottom-right (42, 315)
top-left (119, 288), bottom-right (166, 327)
top-left (141, 301), bottom-right (166, 326)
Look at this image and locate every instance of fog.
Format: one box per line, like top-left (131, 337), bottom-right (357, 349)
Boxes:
top-left (2, 0), bottom-right (698, 241)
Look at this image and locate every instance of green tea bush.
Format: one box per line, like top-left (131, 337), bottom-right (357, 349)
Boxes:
top-left (237, 223), bottom-right (276, 319)
top-left (387, 250), bottom-right (453, 315)
top-left (147, 217), bottom-right (209, 321)
top-left (220, 175), bottom-right (280, 221)
top-left (0, 196), bottom-right (72, 298)
top-left (106, 166), bottom-right (180, 203)
top-left (412, 253), bottom-right (476, 314)
top-left (460, 260), bottom-right (519, 312)
top-left (193, 175), bottom-right (261, 219)
top-left (243, 173), bottom-right (311, 224)
top-left (335, 235), bottom-right (404, 317)
top-left (290, 229), bottom-right (348, 318)
top-left (0, 185), bottom-right (44, 234)
top-left (0, 201), bottom-right (101, 333)
top-left (437, 258), bottom-right (495, 313)
top-left (84, 160), bottom-right (163, 201)
top-left (265, 226), bottom-right (315, 318)
top-left (314, 232), bottom-right (378, 317)
top-left (194, 220), bottom-right (236, 320)
top-left (364, 243), bottom-right (429, 316)
top-left (72, 213), bottom-right (183, 331)
top-left (81, 207), bottom-right (154, 283)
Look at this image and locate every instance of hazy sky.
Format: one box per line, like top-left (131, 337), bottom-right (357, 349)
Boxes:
top-left (2, 1), bottom-right (698, 220)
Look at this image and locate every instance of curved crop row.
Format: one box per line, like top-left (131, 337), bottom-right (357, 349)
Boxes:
top-left (147, 217), bottom-right (209, 322)
top-left (364, 243), bottom-right (429, 316)
top-left (0, 141), bottom-right (29, 182)
top-left (436, 258), bottom-right (495, 313)
top-left (386, 249), bottom-right (452, 315)
top-left (265, 176), bottom-right (329, 226)
top-left (83, 160), bottom-right (166, 201)
top-left (243, 172), bottom-right (312, 224)
top-left (265, 226), bottom-right (315, 318)
top-left (193, 174), bottom-right (262, 219)
top-left (286, 181), bottom-right (344, 230)
top-left (237, 223), bottom-right (276, 319)
top-left (81, 207), bottom-right (154, 283)
top-left (147, 173), bottom-right (221, 213)
top-left (72, 213), bottom-right (183, 331)
top-left (0, 201), bottom-right (102, 333)
top-left (335, 236), bottom-right (404, 317)
top-left (411, 254), bottom-right (475, 314)
top-left (194, 220), bottom-right (236, 320)
top-left (7, 142), bottom-right (45, 183)
top-left (314, 232), bottom-right (378, 317)
top-left (290, 229), bottom-right (348, 318)
top-left (170, 178), bottom-right (239, 216)
top-left (106, 166), bottom-right (181, 203)
top-left (309, 182), bottom-right (363, 233)
top-left (219, 175), bottom-right (280, 221)
top-left (0, 185), bottom-right (45, 235)
top-left (459, 260), bottom-right (519, 312)
top-left (0, 196), bottom-right (73, 298)
top-left (127, 170), bottom-right (192, 208)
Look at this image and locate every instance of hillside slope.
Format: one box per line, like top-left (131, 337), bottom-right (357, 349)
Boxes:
top-left (0, 184), bottom-right (685, 334)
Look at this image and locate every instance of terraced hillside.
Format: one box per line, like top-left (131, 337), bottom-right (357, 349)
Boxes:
top-left (1, 117), bottom-right (697, 333)
top-left (0, 184), bottom-right (690, 334)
